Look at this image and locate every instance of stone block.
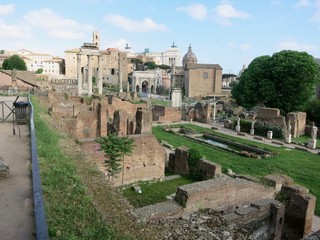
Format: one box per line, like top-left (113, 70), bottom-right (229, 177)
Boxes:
top-left (0, 157), bottom-right (9, 180)
top-left (263, 174), bottom-right (294, 192)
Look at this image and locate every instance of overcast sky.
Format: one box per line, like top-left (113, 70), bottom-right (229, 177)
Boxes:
top-left (1, 0), bottom-right (319, 73)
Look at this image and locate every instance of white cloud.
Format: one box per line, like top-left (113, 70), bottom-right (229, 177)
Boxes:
top-left (240, 44), bottom-right (251, 51)
top-left (104, 14), bottom-right (167, 32)
top-left (24, 8), bottom-right (95, 39)
top-left (214, 4), bottom-right (251, 26)
top-left (176, 3), bottom-right (207, 20)
top-left (295, 0), bottom-right (311, 8)
top-left (0, 4), bottom-right (15, 16)
top-left (109, 38), bottom-right (129, 50)
top-left (0, 19), bottom-right (31, 38)
top-left (278, 41), bottom-right (318, 51)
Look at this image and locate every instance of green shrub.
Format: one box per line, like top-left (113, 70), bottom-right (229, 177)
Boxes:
top-left (188, 148), bottom-right (202, 180)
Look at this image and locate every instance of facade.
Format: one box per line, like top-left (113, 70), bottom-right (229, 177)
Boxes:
top-left (0, 49), bottom-right (64, 75)
top-left (64, 32), bottom-right (128, 89)
top-left (131, 69), bottom-right (162, 94)
top-left (185, 64), bottom-right (222, 98)
top-left (171, 44), bottom-right (223, 98)
top-left (127, 43), bottom-right (182, 67)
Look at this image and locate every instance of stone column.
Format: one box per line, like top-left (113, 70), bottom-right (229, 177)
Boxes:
top-left (119, 70), bottom-right (123, 93)
top-left (267, 130), bottom-right (273, 139)
top-left (250, 121), bottom-right (255, 135)
top-left (171, 88), bottom-right (182, 108)
top-left (286, 124), bottom-right (292, 143)
top-left (77, 53), bottom-right (82, 95)
top-left (87, 55), bottom-right (93, 96)
top-left (98, 55), bottom-right (103, 94)
top-left (236, 117), bottom-right (241, 133)
top-left (212, 102), bottom-right (216, 124)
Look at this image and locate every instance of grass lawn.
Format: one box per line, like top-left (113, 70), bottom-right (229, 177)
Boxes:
top-left (32, 96), bottom-right (134, 240)
top-left (152, 124), bottom-right (320, 216)
top-left (293, 135), bottom-right (320, 148)
top-left (122, 177), bottom-right (194, 208)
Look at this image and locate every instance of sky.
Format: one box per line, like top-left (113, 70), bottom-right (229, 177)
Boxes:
top-left (0, 0), bottom-right (320, 73)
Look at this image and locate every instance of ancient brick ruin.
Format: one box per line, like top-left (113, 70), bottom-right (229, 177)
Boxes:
top-left (36, 91), bottom-right (166, 186)
top-left (134, 145), bottom-right (316, 240)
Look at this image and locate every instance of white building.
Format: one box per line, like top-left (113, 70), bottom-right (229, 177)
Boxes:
top-left (127, 43), bottom-right (182, 66)
top-left (131, 68), bottom-right (162, 94)
top-left (3, 49), bottom-right (64, 75)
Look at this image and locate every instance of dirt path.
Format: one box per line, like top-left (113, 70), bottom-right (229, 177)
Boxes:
top-left (0, 97), bottom-right (35, 240)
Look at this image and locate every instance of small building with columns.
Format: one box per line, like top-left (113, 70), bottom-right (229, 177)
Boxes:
top-left (65, 31), bottom-right (128, 95)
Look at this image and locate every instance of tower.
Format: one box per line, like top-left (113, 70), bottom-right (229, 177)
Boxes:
top-left (92, 31), bottom-right (100, 49)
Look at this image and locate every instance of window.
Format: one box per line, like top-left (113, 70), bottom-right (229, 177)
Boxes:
top-left (203, 72), bottom-right (208, 79)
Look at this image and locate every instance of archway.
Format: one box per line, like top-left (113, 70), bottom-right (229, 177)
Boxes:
top-left (136, 85), bottom-right (140, 92)
top-left (142, 81), bottom-right (148, 93)
top-left (151, 85), bottom-right (154, 94)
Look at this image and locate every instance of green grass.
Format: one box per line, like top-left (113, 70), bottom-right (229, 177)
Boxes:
top-left (122, 177), bottom-right (194, 208)
top-left (32, 96), bottom-right (128, 240)
top-left (293, 135), bottom-right (320, 148)
top-left (152, 124), bottom-right (320, 216)
top-left (150, 98), bottom-right (171, 106)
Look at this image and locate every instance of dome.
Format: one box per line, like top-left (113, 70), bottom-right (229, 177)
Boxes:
top-left (182, 44), bottom-right (197, 68)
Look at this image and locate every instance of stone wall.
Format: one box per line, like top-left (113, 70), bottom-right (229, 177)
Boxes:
top-left (175, 175), bottom-right (275, 214)
top-left (286, 112), bottom-right (306, 137)
top-left (187, 102), bottom-right (211, 123)
top-left (152, 105), bottom-right (181, 123)
top-left (39, 92), bottom-right (152, 140)
top-left (263, 174), bottom-right (317, 239)
top-left (167, 147), bottom-right (221, 179)
top-left (281, 185), bottom-right (316, 240)
top-left (224, 199), bottom-right (285, 240)
top-left (135, 109), bottom-right (152, 134)
top-left (255, 107), bottom-right (286, 129)
top-left (305, 124), bottom-right (320, 138)
top-left (80, 133), bottom-right (165, 187)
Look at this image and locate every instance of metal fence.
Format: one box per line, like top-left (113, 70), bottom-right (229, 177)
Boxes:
top-left (29, 95), bottom-right (49, 240)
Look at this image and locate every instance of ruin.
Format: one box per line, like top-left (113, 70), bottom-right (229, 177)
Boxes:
top-left (36, 91), bottom-right (166, 186)
top-left (0, 157), bottom-right (9, 180)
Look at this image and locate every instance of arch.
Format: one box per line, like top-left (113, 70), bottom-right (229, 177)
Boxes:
top-left (142, 81), bottom-right (148, 93)
top-left (136, 85), bottom-right (140, 92)
top-left (151, 85), bottom-right (154, 94)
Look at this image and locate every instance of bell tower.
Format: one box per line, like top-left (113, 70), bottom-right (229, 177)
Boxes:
top-left (92, 31), bottom-right (100, 49)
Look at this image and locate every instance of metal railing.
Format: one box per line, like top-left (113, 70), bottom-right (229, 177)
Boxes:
top-left (0, 100), bottom-right (14, 122)
top-left (29, 95), bottom-right (49, 240)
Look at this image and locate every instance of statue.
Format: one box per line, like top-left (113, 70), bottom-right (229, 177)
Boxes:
top-left (311, 123), bottom-right (318, 141)
top-left (287, 124), bottom-right (292, 136)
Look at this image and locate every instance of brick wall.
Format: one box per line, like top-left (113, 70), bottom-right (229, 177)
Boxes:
top-left (152, 105), bottom-right (181, 123)
top-left (175, 175), bottom-right (275, 214)
top-left (286, 112), bottom-right (306, 137)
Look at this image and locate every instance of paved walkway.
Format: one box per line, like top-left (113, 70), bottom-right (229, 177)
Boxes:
top-left (0, 97), bottom-right (35, 240)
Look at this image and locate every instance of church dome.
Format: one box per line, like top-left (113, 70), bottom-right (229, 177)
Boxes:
top-left (182, 44), bottom-right (197, 68)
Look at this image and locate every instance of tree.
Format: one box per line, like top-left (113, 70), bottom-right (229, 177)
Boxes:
top-left (232, 50), bottom-right (320, 114)
top-left (157, 64), bottom-right (171, 70)
top-left (144, 61), bottom-right (157, 70)
top-left (35, 68), bottom-right (43, 74)
top-left (306, 99), bottom-right (320, 126)
top-left (96, 134), bottom-right (134, 185)
top-left (2, 55), bottom-right (27, 70)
